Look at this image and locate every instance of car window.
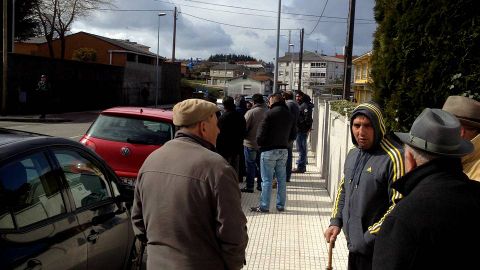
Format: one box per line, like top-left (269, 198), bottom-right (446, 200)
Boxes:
top-left (0, 153), bottom-right (66, 229)
top-left (54, 150), bottom-right (112, 208)
top-left (88, 115), bottom-right (173, 145)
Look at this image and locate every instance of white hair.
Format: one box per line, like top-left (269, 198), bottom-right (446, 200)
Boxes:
top-left (405, 145), bottom-right (441, 166)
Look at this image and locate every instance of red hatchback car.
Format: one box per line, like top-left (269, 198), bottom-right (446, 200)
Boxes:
top-left (80, 107), bottom-right (174, 187)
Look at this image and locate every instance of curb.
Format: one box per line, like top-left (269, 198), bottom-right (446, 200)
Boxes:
top-left (0, 116), bottom-right (70, 123)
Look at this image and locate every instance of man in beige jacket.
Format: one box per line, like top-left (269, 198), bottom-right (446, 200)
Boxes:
top-left (443, 95), bottom-right (480, 181)
top-left (131, 99), bottom-right (248, 269)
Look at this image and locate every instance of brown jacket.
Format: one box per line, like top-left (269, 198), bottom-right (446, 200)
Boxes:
top-left (463, 134), bottom-right (480, 181)
top-left (131, 131), bottom-right (248, 269)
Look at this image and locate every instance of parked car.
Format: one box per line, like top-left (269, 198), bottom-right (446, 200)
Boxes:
top-left (80, 107), bottom-right (174, 187)
top-left (0, 128), bottom-right (137, 270)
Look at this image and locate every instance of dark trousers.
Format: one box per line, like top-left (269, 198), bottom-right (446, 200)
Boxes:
top-left (286, 142), bottom-right (293, 181)
top-left (348, 252), bottom-right (372, 270)
top-left (295, 132), bottom-right (308, 170)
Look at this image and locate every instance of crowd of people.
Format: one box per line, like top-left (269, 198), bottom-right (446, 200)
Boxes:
top-left (131, 91), bottom-right (480, 269)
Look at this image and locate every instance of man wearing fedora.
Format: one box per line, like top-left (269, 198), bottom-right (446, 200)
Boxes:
top-left (442, 95), bottom-right (480, 181)
top-left (131, 99), bottom-right (248, 269)
top-left (372, 108), bottom-right (480, 270)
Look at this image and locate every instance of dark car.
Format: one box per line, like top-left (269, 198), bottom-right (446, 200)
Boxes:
top-left (80, 107), bottom-right (174, 187)
top-left (0, 128), bottom-right (137, 270)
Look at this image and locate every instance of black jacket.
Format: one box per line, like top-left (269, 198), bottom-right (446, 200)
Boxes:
top-left (372, 157), bottom-right (480, 270)
top-left (330, 102), bottom-right (404, 255)
top-left (297, 94), bottom-right (313, 133)
top-left (256, 101), bottom-right (295, 152)
top-left (217, 110), bottom-right (246, 158)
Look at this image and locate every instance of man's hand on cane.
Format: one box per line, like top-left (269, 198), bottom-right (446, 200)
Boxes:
top-left (324, 225), bottom-right (341, 245)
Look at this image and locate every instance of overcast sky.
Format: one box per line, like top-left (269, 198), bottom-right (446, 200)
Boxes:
top-left (72, 0), bottom-right (376, 62)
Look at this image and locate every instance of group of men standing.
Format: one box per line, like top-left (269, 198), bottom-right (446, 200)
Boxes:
top-left (130, 91), bottom-right (480, 269)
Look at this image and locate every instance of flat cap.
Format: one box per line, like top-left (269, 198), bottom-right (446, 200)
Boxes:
top-left (173, 99), bottom-right (219, 126)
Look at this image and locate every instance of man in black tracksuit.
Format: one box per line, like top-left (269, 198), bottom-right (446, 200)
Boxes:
top-left (324, 101), bottom-right (404, 270)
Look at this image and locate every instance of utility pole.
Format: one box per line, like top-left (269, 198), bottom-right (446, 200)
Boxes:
top-left (2, 0), bottom-right (8, 114)
top-left (297, 28), bottom-right (304, 93)
top-left (172, 6), bottom-right (177, 62)
top-left (342, 0), bottom-right (356, 100)
top-left (273, 0), bottom-right (281, 93)
top-left (11, 0), bottom-right (14, 52)
top-left (288, 30), bottom-right (291, 53)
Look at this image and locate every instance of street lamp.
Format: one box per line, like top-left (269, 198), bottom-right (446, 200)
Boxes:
top-left (155, 12), bottom-right (167, 108)
top-left (289, 43), bottom-right (294, 92)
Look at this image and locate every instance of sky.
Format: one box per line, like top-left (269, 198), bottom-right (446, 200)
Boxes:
top-left (72, 0), bottom-right (377, 62)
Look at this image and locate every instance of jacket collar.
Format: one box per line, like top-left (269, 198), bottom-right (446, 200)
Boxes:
top-left (392, 157), bottom-right (465, 196)
top-left (175, 130), bottom-right (216, 152)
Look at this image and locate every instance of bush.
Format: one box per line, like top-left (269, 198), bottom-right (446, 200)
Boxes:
top-left (371, 0), bottom-right (480, 131)
top-left (330, 100), bottom-right (356, 118)
top-left (72, 48), bottom-right (97, 62)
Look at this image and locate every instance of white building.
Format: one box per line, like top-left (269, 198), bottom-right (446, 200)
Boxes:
top-left (277, 51), bottom-right (344, 92)
top-left (227, 75), bottom-right (273, 97)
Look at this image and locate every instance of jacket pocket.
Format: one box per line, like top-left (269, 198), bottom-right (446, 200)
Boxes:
top-left (347, 214), bottom-right (371, 255)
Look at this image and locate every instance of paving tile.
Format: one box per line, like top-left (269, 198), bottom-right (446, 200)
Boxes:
top-left (240, 146), bottom-right (348, 270)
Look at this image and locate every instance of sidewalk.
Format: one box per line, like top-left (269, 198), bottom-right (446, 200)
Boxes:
top-left (240, 147), bottom-right (348, 270)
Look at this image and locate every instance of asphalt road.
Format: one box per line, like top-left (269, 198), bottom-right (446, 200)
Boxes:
top-left (0, 111), bottom-right (100, 139)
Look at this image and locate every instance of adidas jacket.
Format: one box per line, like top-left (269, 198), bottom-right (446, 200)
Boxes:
top-left (330, 102), bottom-right (404, 255)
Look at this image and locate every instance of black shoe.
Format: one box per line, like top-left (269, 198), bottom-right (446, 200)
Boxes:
top-left (276, 206), bottom-right (285, 212)
top-left (256, 186), bottom-right (262, 191)
top-left (240, 187), bottom-right (254, 193)
top-left (250, 206), bottom-right (269, 213)
top-left (292, 168), bottom-right (306, 173)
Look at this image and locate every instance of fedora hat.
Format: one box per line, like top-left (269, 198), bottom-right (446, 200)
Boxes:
top-left (395, 108), bottom-right (473, 157)
top-left (442, 95), bottom-right (480, 128)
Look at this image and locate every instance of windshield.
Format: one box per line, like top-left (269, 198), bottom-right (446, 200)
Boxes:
top-left (87, 115), bottom-right (173, 145)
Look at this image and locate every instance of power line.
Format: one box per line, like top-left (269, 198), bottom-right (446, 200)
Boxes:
top-left (96, 7), bottom-right (376, 24)
top-left (307, 0), bottom-right (330, 35)
top-left (180, 12), bottom-right (300, 31)
top-left (170, 0), bottom-right (375, 21)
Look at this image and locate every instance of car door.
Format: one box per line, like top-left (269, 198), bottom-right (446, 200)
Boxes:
top-left (52, 148), bottom-right (132, 270)
top-left (0, 151), bottom-right (88, 270)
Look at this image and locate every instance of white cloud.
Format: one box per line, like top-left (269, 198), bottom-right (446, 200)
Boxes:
top-left (72, 0), bottom-right (376, 61)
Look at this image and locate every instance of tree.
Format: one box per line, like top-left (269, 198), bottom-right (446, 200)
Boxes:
top-left (208, 54), bottom-right (257, 63)
top-left (0, 0), bottom-right (40, 52)
top-left (371, 0), bottom-right (480, 131)
top-left (34, 0), bottom-right (113, 59)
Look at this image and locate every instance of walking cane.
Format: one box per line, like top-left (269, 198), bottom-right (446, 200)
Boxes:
top-left (326, 241), bottom-right (334, 270)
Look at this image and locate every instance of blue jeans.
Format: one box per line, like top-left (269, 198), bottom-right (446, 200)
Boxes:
top-left (260, 149), bottom-right (288, 210)
top-left (244, 146), bottom-right (258, 189)
top-left (296, 132), bottom-right (308, 170)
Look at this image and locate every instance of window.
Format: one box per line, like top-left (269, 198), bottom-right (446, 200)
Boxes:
top-left (243, 85), bottom-right (252, 91)
top-left (362, 64), bottom-right (368, 79)
top-left (54, 150), bottom-right (112, 208)
top-left (311, 62), bottom-right (327, 68)
top-left (126, 53), bottom-right (136, 62)
top-left (0, 153), bottom-right (66, 229)
top-left (310, 72), bottom-right (325, 78)
top-left (280, 63), bottom-right (286, 67)
top-left (88, 115), bottom-right (173, 145)
top-left (279, 71), bottom-right (284, 76)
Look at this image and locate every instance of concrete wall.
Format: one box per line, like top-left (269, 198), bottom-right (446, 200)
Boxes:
top-left (310, 97), bottom-right (354, 202)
